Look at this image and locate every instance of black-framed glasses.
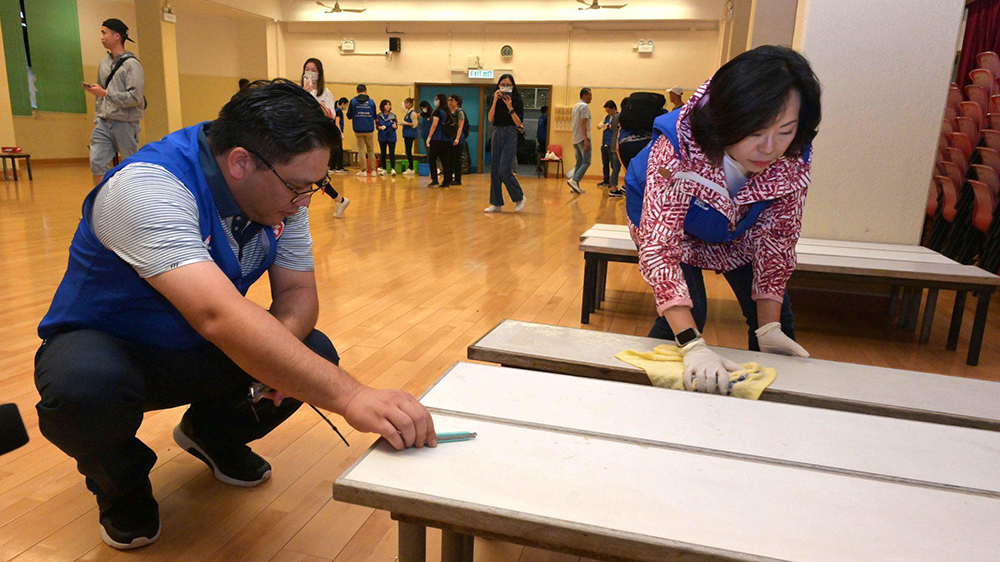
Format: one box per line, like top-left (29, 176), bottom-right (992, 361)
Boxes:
top-left (246, 148), bottom-right (330, 204)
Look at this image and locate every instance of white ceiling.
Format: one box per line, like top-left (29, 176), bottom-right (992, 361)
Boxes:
top-left (192, 0), bottom-right (728, 24)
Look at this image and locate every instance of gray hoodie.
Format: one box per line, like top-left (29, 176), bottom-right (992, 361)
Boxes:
top-left (95, 51), bottom-right (145, 123)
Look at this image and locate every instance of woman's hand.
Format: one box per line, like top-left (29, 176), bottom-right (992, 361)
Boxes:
top-left (426, 139), bottom-right (431, 148)
top-left (502, 94), bottom-right (514, 111)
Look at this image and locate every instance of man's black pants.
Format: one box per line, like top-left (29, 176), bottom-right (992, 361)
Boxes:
top-left (34, 329), bottom-right (339, 500)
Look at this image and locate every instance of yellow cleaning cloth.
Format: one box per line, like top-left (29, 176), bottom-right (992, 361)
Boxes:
top-left (615, 345), bottom-right (777, 400)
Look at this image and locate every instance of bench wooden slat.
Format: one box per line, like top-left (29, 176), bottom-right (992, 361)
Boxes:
top-left (467, 320), bottom-right (1000, 430)
top-left (424, 362), bottom-right (1000, 496)
top-left (337, 414), bottom-right (1000, 562)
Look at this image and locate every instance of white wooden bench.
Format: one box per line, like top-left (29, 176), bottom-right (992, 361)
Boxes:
top-left (334, 362), bottom-right (1000, 562)
top-left (578, 224), bottom-right (1000, 366)
top-left (467, 320), bottom-right (1000, 431)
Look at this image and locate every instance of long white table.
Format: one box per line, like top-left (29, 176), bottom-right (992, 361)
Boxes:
top-left (578, 224), bottom-right (1000, 365)
top-left (334, 362), bottom-right (1000, 562)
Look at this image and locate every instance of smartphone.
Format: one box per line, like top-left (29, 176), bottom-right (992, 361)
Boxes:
top-left (81, 82), bottom-right (93, 88)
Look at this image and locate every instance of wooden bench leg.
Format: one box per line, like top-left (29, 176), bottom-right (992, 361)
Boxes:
top-left (919, 288), bottom-right (938, 344)
top-left (947, 290), bottom-right (967, 351)
top-left (398, 521), bottom-right (426, 562)
top-left (967, 290), bottom-right (992, 366)
top-left (902, 287), bottom-right (921, 332)
top-left (596, 259), bottom-right (607, 310)
top-left (10, 157), bottom-right (17, 181)
top-left (581, 255), bottom-right (597, 324)
top-left (441, 530), bottom-right (473, 562)
top-left (887, 285), bottom-right (901, 323)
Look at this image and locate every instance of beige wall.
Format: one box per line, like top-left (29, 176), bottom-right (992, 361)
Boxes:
top-left (747, 0), bottom-right (798, 49)
top-left (795, 0), bottom-right (965, 243)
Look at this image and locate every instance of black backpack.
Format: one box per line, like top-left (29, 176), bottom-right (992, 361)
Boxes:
top-left (618, 92), bottom-right (665, 132)
top-left (103, 54), bottom-right (148, 109)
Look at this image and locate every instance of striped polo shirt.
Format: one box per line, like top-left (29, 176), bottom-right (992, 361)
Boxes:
top-left (91, 126), bottom-right (313, 279)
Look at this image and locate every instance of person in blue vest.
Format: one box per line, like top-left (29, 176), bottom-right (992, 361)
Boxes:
top-left (33, 80), bottom-right (437, 550)
top-left (626, 45), bottom-right (821, 395)
top-left (401, 97), bottom-right (420, 174)
top-left (347, 84), bottom-right (378, 176)
top-left (376, 99), bottom-right (398, 176)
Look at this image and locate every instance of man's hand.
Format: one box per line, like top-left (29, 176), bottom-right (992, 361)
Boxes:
top-left (343, 387), bottom-right (437, 450)
top-left (755, 322), bottom-right (810, 357)
top-left (680, 338), bottom-right (743, 395)
top-left (584, 139), bottom-right (591, 151)
top-left (83, 84), bottom-right (107, 97)
top-left (453, 139), bottom-right (459, 146)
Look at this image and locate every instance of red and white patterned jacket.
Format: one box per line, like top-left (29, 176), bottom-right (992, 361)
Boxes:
top-left (630, 79), bottom-right (811, 315)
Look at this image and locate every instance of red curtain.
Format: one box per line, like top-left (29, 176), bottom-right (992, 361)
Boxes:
top-left (956, 0), bottom-right (1000, 87)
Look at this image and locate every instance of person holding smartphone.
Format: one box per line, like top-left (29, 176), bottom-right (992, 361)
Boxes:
top-left (484, 74), bottom-right (526, 212)
top-left (301, 58), bottom-right (349, 217)
top-left (83, 19), bottom-right (145, 186)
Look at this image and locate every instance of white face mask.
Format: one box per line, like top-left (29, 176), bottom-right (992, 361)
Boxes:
top-left (499, 86), bottom-right (513, 94)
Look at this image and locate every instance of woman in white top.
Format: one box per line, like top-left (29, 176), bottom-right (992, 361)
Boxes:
top-left (301, 58), bottom-right (349, 217)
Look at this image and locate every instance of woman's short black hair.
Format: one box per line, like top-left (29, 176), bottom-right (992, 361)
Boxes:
top-left (209, 78), bottom-right (339, 165)
top-left (338, 97), bottom-right (349, 105)
top-left (604, 100), bottom-right (617, 110)
top-left (689, 45), bottom-right (821, 164)
top-left (380, 99), bottom-right (392, 112)
top-left (448, 93), bottom-right (463, 106)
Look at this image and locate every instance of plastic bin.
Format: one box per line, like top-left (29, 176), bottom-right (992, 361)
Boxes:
top-left (418, 162), bottom-right (430, 176)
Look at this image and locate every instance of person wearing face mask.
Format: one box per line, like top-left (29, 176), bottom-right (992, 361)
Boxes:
top-left (447, 94), bottom-right (467, 186)
top-left (484, 74), bottom-right (526, 213)
top-left (301, 59), bottom-right (349, 217)
top-left (628, 45), bottom-right (822, 396)
top-left (401, 98), bottom-right (420, 175)
top-left (376, 100), bottom-right (398, 176)
top-left (425, 94), bottom-right (452, 188)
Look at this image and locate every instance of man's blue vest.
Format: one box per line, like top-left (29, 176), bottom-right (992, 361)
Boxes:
top-left (38, 123), bottom-right (278, 350)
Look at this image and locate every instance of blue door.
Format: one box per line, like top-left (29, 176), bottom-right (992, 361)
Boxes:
top-left (418, 85), bottom-right (481, 173)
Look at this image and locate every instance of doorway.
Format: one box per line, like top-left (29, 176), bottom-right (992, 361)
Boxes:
top-left (482, 86), bottom-right (550, 177)
top-left (416, 85), bottom-right (482, 173)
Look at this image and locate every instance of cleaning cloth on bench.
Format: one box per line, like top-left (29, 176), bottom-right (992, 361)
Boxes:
top-left (615, 345), bottom-right (776, 400)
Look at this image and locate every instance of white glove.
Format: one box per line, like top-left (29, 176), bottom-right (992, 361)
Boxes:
top-left (680, 338), bottom-right (744, 395)
top-left (755, 322), bottom-right (810, 357)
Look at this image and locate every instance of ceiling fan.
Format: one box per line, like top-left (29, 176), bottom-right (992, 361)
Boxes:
top-left (316, 1), bottom-right (366, 13)
top-left (577, 0), bottom-right (628, 9)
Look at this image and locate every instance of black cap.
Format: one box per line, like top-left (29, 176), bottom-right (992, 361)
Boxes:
top-left (102, 18), bottom-right (134, 43)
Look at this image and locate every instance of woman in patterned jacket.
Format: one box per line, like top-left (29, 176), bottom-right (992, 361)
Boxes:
top-left (635, 45), bottom-right (821, 395)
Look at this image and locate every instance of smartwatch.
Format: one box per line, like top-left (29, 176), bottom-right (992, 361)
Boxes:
top-left (675, 327), bottom-right (700, 347)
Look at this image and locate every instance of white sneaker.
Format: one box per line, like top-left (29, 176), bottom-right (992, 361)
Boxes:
top-left (355, 169), bottom-right (367, 176)
top-left (378, 168), bottom-right (386, 176)
top-left (515, 197), bottom-right (526, 212)
top-left (333, 169), bottom-right (349, 175)
top-left (403, 169), bottom-right (415, 176)
top-left (484, 205), bottom-right (502, 213)
top-left (568, 179), bottom-right (585, 194)
top-left (334, 197), bottom-right (350, 218)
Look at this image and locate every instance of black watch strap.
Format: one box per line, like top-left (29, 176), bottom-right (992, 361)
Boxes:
top-left (676, 327), bottom-right (700, 347)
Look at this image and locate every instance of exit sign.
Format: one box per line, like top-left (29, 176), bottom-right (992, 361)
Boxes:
top-left (469, 69), bottom-right (494, 79)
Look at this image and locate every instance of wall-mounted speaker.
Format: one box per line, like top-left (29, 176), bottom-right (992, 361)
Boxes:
top-left (389, 37), bottom-right (401, 52)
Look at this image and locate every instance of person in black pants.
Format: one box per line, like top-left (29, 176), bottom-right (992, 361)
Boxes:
top-left (400, 98), bottom-right (420, 174)
top-left (448, 94), bottom-right (467, 185)
top-left (425, 93), bottom-right (452, 188)
top-left (33, 80), bottom-right (437, 550)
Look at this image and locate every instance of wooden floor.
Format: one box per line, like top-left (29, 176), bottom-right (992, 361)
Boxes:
top-left (0, 163), bottom-right (997, 562)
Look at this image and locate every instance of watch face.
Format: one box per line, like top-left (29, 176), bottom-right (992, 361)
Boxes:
top-left (501, 45), bottom-right (513, 59)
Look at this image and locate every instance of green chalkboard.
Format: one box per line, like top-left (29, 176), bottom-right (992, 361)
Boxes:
top-left (0, 0), bottom-right (31, 116)
top-left (25, 0), bottom-right (86, 113)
